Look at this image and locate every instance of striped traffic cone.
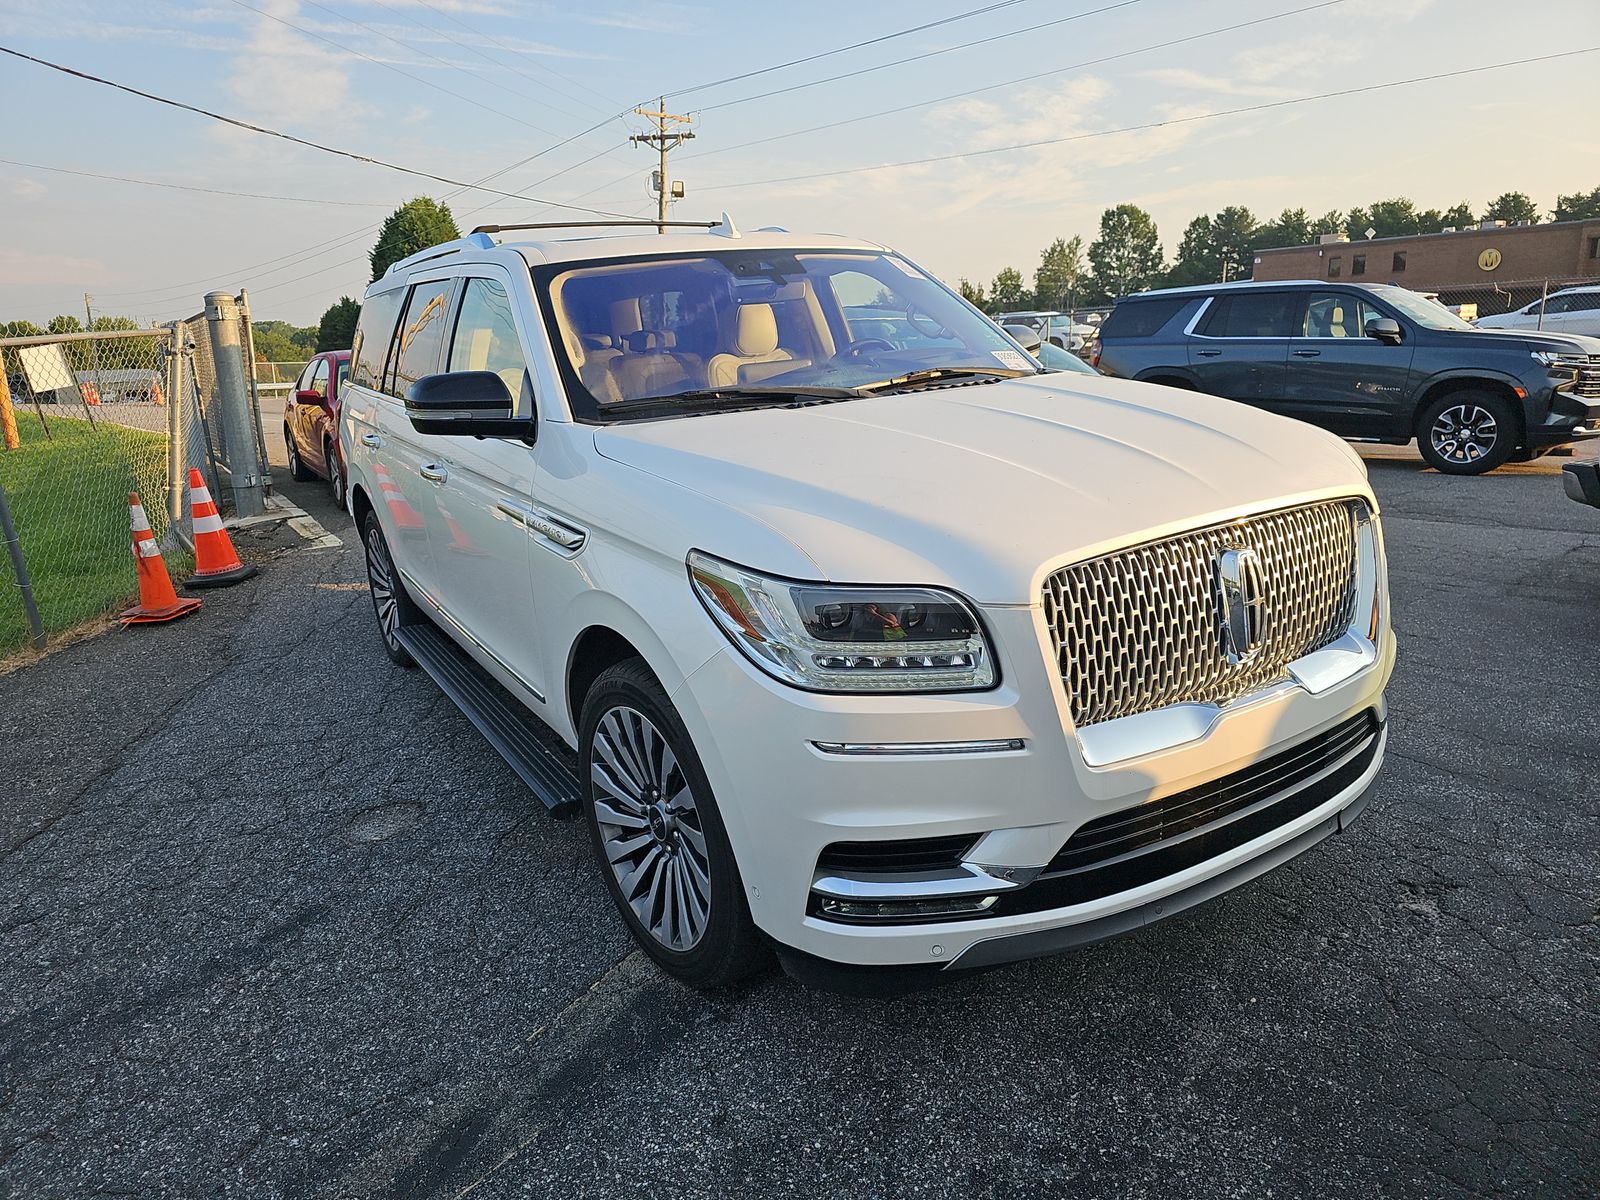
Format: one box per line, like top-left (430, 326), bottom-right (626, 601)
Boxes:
top-left (121, 492), bottom-right (201, 626)
top-left (185, 468), bottom-right (258, 589)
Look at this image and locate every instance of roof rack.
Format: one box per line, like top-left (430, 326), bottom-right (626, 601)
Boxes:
top-left (471, 219), bottom-right (717, 234)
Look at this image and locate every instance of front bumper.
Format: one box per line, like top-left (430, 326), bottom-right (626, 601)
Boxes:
top-left (1527, 386), bottom-right (1600, 449)
top-left (671, 602), bottom-right (1396, 972)
top-left (1563, 459), bottom-right (1600, 508)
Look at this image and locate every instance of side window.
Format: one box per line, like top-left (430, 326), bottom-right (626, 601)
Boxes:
top-left (1100, 297), bottom-right (1187, 339)
top-left (449, 277), bottom-right (531, 400)
top-left (1571, 294), bottom-right (1600, 313)
top-left (1544, 294), bottom-right (1575, 315)
top-left (1300, 292), bottom-right (1374, 338)
top-left (388, 279), bottom-right (456, 399)
top-left (309, 358), bottom-right (330, 395)
top-left (295, 360), bottom-right (317, 391)
top-left (1199, 292), bottom-right (1296, 338)
top-left (351, 290), bottom-right (403, 391)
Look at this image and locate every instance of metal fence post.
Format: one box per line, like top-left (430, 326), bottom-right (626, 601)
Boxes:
top-left (236, 289), bottom-right (274, 495)
top-left (0, 481), bottom-right (46, 650)
top-left (203, 290), bottom-right (265, 518)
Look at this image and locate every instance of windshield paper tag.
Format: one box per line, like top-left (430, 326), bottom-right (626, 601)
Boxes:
top-left (992, 350), bottom-right (1031, 370)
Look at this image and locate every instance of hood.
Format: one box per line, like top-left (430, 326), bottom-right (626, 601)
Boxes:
top-left (1451, 327), bottom-right (1600, 355)
top-left (593, 375), bottom-right (1371, 605)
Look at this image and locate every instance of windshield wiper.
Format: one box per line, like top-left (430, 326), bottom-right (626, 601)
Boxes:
top-left (599, 385), bottom-right (860, 419)
top-left (854, 367), bottom-right (1038, 394)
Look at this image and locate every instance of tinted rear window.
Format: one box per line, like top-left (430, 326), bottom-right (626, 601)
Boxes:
top-left (1198, 292), bottom-right (1297, 338)
top-left (351, 289), bottom-right (403, 391)
top-left (1100, 297), bottom-right (1187, 339)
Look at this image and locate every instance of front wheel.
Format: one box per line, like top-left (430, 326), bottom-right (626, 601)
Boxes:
top-left (1416, 391), bottom-right (1517, 475)
top-left (285, 427), bottom-right (314, 481)
top-left (580, 659), bottom-right (768, 988)
top-left (326, 441), bottom-right (345, 508)
top-left (360, 510), bottom-right (418, 667)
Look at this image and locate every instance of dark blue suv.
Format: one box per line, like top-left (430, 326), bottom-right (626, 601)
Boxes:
top-left (1092, 280), bottom-right (1600, 475)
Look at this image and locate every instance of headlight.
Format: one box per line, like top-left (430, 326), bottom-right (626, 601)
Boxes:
top-left (1532, 350), bottom-right (1580, 369)
top-left (687, 552), bottom-right (996, 692)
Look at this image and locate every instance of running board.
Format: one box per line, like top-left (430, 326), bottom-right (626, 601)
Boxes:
top-left (396, 622), bottom-right (583, 816)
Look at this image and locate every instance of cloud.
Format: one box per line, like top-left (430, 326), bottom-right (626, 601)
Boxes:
top-left (11, 179), bottom-right (47, 198)
top-left (224, 0), bottom-right (359, 131)
top-left (579, 2), bottom-right (709, 33)
top-left (0, 247), bottom-right (107, 286)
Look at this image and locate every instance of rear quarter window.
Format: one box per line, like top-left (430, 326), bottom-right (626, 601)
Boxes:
top-left (1099, 297), bottom-right (1189, 339)
top-left (350, 289), bottom-right (404, 392)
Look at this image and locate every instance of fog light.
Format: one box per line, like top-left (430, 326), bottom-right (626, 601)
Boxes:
top-left (816, 895), bottom-right (998, 921)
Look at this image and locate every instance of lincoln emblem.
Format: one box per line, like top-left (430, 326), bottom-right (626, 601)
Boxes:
top-left (1215, 546), bottom-right (1269, 663)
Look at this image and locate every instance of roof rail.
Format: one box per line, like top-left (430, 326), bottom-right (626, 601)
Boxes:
top-left (470, 219), bottom-right (719, 235)
top-left (382, 231), bottom-right (496, 277)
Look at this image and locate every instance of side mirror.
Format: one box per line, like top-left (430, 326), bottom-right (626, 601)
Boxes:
top-left (1365, 316), bottom-right (1403, 345)
top-left (295, 388), bottom-right (324, 406)
top-left (405, 370), bottom-right (533, 438)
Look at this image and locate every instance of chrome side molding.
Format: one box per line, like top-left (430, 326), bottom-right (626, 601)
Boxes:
top-left (496, 500), bottom-right (588, 557)
top-left (811, 738), bottom-right (1025, 757)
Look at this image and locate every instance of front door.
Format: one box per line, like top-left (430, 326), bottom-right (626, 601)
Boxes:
top-left (423, 272), bottom-right (546, 700)
top-left (1282, 290), bottom-right (1416, 437)
top-left (1186, 291), bottom-right (1295, 408)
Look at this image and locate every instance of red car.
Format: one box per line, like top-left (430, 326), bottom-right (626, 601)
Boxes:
top-left (283, 349), bottom-right (350, 502)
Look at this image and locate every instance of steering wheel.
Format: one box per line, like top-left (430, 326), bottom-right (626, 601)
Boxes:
top-left (905, 306), bottom-right (952, 339)
top-left (840, 337), bottom-right (896, 360)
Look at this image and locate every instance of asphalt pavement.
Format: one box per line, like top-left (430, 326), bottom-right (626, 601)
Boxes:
top-left (2, 426), bottom-right (1597, 1199)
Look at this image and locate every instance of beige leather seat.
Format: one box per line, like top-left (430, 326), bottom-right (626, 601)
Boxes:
top-left (577, 334), bottom-right (623, 404)
top-left (706, 304), bottom-right (807, 387)
top-left (611, 331), bottom-right (696, 400)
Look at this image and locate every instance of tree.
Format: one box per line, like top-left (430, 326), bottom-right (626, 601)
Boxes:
top-left (1344, 198), bottom-right (1419, 240)
top-left (1312, 210), bottom-right (1345, 237)
top-left (317, 297), bottom-right (361, 351)
top-left (47, 314), bottom-right (83, 335)
top-left (990, 266), bottom-right (1029, 311)
top-left (252, 320), bottom-right (317, 363)
top-left (1210, 206), bottom-right (1258, 281)
top-left (1033, 235), bottom-right (1085, 310)
top-left (1165, 215), bottom-right (1219, 286)
top-left (1253, 207), bottom-right (1311, 250)
top-left (956, 278), bottom-right (986, 308)
top-left (369, 196), bottom-right (460, 281)
top-left (1483, 191), bottom-right (1540, 224)
top-left (1555, 186), bottom-right (1600, 222)
top-left (1087, 204), bottom-right (1163, 299)
top-left (0, 319), bottom-right (43, 339)
top-left (1440, 202), bottom-right (1476, 228)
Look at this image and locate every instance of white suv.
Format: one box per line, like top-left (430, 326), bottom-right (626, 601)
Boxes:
top-left (1475, 285), bottom-right (1600, 339)
top-left (342, 218), bottom-right (1395, 989)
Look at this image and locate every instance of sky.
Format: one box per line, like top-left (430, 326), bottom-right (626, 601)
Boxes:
top-left (1, 0), bottom-right (1597, 327)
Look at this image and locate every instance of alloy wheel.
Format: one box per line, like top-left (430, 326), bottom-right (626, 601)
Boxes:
top-left (1430, 403), bottom-right (1499, 466)
top-left (364, 530), bottom-right (401, 650)
top-left (589, 705), bottom-right (712, 951)
top-left (328, 448), bottom-right (344, 504)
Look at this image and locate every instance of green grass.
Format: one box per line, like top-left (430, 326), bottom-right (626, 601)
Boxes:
top-left (0, 411), bottom-right (189, 653)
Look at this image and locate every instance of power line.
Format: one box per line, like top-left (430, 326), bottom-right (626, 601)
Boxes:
top-left (685, 0), bottom-right (1350, 163)
top-left (0, 45), bottom-right (639, 219)
top-left (228, 0), bottom-right (560, 137)
top-left (697, 47), bottom-right (1600, 191)
top-left (672, 0), bottom-right (1042, 100)
top-left (296, 0), bottom-right (594, 125)
top-left (695, 0), bottom-right (1141, 114)
top-left (0, 157), bottom-right (389, 206)
top-left (407, 0), bottom-right (622, 114)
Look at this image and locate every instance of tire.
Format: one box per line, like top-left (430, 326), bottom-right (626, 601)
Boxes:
top-left (360, 509), bottom-right (418, 667)
top-left (285, 427), bottom-right (314, 481)
top-left (326, 440), bottom-right (345, 507)
top-left (1416, 390), bottom-right (1517, 475)
top-left (580, 659), bottom-right (768, 988)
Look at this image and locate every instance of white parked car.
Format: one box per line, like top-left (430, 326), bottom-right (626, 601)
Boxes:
top-left (1475, 285), bottom-right (1600, 339)
top-left (342, 218), bottom-right (1395, 990)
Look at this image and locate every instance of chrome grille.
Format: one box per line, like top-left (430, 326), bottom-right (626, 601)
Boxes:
top-left (1575, 363), bottom-right (1600, 400)
top-left (1043, 500), bottom-right (1364, 728)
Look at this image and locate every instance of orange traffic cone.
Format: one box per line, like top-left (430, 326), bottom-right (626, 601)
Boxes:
top-left (185, 468), bottom-right (258, 589)
top-left (121, 492), bottom-right (201, 626)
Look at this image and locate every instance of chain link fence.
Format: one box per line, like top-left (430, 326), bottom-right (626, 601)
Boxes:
top-left (0, 292), bottom-right (272, 654)
top-left (1430, 277), bottom-right (1597, 328)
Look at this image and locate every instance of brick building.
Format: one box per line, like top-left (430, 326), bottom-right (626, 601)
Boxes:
top-left (1252, 218), bottom-right (1600, 316)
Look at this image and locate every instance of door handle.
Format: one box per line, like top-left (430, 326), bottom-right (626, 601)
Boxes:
top-left (360, 432), bottom-right (383, 447)
top-left (420, 463), bottom-right (448, 484)
top-left (1196, 349), bottom-right (1222, 358)
top-left (1293, 348), bottom-right (1322, 357)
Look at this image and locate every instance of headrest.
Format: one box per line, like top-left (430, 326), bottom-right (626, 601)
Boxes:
top-left (580, 334), bottom-right (616, 351)
top-left (734, 304), bottom-right (779, 356)
top-left (623, 330), bottom-right (674, 353)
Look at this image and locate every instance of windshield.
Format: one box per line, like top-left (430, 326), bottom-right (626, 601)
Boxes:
top-left (1373, 286), bottom-right (1476, 332)
top-left (1036, 342), bottom-right (1096, 374)
top-left (534, 249), bottom-right (1034, 421)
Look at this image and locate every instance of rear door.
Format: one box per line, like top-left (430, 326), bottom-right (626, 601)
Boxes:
top-left (1282, 290), bottom-right (1416, 437)
top-left (304, 356), bottom-right (332, 473)
top-left (378, 276), bottom-right (458, 602)
top-left (422, 270), bottom-right (547, 698)
top-left (1186, 291), bottom-right (1295, 407)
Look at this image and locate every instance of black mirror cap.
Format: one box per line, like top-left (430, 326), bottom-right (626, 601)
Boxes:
top-left (1365, 316), bottom-right (1404, 344)
top-left (404, 370), bottom-right (534, 438)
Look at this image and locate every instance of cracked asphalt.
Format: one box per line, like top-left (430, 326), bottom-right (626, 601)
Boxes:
top-left (2, 430), bottom-right (1598, 1198)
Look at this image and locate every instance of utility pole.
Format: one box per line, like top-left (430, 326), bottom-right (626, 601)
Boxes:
top-left (630, 97), bottom-right (694, 234)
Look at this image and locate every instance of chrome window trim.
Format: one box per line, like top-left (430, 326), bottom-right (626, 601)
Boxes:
top-left (1181, 296), bottom-right (1215, 336)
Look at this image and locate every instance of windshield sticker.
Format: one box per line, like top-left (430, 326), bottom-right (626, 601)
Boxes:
top-left (992, 350), bottom-right (1031, 370)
